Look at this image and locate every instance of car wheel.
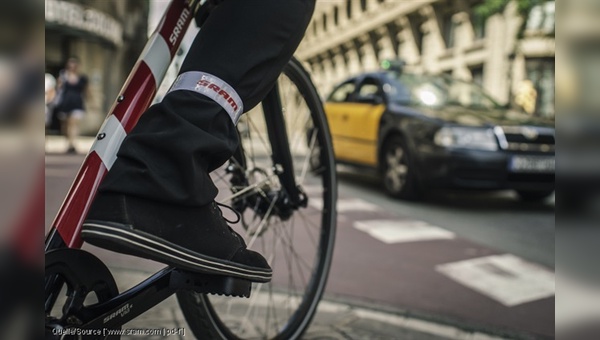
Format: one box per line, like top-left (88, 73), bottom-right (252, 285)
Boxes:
top-left (516, 189), bottom-right (554, 202)
top-left (381, 136), bottom-right (420, 200)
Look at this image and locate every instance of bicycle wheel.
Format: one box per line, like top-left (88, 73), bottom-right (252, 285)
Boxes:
top-left (177, 58), bottom-right (337, 339)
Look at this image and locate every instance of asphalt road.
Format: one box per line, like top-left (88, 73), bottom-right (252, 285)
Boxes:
top-left (45, 153), bottom-right (554, 339)
top-left (335, 166), bottom-right (555, 268)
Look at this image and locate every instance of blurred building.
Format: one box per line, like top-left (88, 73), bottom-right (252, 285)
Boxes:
top-left (45, 0), bottom-right (149, 134)
top-left (297, 0), bottom-right (555, 117)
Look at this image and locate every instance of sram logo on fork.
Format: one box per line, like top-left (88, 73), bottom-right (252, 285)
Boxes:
top-left (169, 7), bottom-right (190, 44)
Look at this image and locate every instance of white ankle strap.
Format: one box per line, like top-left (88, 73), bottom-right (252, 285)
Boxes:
top-left (168, 71), bottom-right (243, 124)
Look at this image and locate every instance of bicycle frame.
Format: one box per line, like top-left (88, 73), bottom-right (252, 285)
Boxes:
top-left (45, 0), bottom-right (305, 333)
top-left (45, 0), bottom-right (196, 251)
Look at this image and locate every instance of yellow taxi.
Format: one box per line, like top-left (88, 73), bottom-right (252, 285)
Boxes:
top-left (322, 66), bottom-right (555, 201)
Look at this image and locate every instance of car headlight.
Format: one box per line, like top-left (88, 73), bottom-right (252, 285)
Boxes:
top-left (434, 127), bottom-right (498, 151)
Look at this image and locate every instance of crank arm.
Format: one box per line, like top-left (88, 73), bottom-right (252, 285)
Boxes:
top-left (79, 267), bottom-right (252, 331)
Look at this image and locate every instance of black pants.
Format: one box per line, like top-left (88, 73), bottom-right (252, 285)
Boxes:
top-left (99, 0), bottom-right (315, 206)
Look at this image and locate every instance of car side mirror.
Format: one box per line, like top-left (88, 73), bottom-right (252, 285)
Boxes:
top-left (357, 94), bottom-right (383, 105)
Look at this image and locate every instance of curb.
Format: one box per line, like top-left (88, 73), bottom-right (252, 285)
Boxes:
top-left (107, 266), bottom-right (511, 340)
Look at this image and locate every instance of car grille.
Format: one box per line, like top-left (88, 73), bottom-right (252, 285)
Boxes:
top-left (497, 126), bottom-right (555, 153)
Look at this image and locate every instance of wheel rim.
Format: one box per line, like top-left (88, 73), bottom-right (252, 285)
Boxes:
top-left (190, 61), bottom-right (336, 339)
top-left (384, 145), bottom-right (408, 193)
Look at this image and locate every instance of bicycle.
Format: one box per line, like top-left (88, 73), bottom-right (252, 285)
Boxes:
top-left (44, 0), bottom-right (337, 339)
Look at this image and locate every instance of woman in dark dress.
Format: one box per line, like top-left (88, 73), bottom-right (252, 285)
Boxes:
top-left (56, 57), bottom-right (88, 153)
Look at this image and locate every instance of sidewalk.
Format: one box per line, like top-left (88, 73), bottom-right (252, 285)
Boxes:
top-left (45, 135), bottom-right (95, 154)
top-left (112, 267), bottom-right (506, 340)
top-left (45, 134), bottom-right (285, 157)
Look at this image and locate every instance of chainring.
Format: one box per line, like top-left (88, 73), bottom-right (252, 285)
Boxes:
top-left (45, 249), bottom-right (120, 339)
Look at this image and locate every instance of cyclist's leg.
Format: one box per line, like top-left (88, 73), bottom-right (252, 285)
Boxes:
top-left (82, 0), bottom-right (315, 282)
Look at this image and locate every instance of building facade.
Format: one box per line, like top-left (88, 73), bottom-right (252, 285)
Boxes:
top-left (45, 0), bottom-right (149, 134)
top-left (297, 0), bottom-right (555, 117)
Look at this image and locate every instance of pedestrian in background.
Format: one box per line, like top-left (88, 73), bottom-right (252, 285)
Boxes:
top-left (55, 57), bottom-right (88, 154)
top-left (44, 73), bottom-right (56, 127)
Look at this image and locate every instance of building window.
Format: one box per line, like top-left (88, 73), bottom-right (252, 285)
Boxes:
top-left (526, 58), bottom-right (555, 117)
top-left (360, 0), bottom-right (367, 12)
top-left (442, 13), bottom-right (456, 48)
top-left (346, 0), bottom-right (352, 19)
top-left (526, 1), bottom-right (555, 34)
top-left (470, 65), bottom-right (484, 86)
top-left (334, 6), bottom-right (339, 26)
top-left (408, 14), bottom-right (424, 55)
top-left (471, 12), bottom-right (486, 40)
top-left (322, 13), bottom-right (328, 31)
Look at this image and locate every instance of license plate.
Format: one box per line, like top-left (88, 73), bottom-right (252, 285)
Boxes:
top-left (509, 156), bottom-right (555, 173)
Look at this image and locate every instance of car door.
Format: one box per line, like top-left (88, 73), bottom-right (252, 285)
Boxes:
top-left (339, 76), bottom-right (386, 166)
top-left (324, 80), bottom-right (358, 161)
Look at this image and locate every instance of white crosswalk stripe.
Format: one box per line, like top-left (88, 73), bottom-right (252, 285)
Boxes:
top-left (310, 197), bottom-right (380, 212)
top-left (259, 181), bottom-right (556, 312)
top-left (353, 219), bottom-right (455, 244)
top-left (436, 254), bottom-right (555, 307)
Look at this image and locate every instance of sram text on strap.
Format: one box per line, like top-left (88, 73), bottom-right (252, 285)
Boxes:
top-left (168, 71), bottom-right (243, 124)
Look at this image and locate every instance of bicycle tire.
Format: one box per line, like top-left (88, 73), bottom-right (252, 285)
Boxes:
top-left (177, 57), bottom-right (337, 339)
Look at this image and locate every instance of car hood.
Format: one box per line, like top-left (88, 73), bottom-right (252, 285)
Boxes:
top-left (390, 104), bottom-right (555, 128)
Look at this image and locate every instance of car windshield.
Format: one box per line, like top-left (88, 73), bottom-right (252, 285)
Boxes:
top-left (385, 72), bottom-right (501, 109)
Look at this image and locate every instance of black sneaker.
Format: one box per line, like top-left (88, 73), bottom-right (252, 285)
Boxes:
top-left (81, 193), bottom-right (272, 283)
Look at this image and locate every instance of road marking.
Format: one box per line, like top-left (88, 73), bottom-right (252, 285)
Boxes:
top-left (353, 220), bottom-right (455, 244)
top-left (45, 137), bottom-right (95, 154)
top-left (310, 198), bottom-right (380, 212)
top-left (301, 184), bottom-right (324, 195)
top-left (45, 155), bottom-right (86, 164)
top-left (436, 254), bottom-right (555, 307)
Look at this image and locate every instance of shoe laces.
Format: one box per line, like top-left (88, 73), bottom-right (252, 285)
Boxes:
top-left (215, 201), bottom-right (241, 224)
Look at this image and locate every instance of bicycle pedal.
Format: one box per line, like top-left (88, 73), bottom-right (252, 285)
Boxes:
top-left (169, 269), bottom-right (252, 298)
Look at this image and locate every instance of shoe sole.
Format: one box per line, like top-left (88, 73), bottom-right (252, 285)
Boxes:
top-left (81, 221), bottom-right (272, 283)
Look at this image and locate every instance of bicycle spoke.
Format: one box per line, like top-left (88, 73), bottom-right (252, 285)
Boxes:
top-left (296, 210), bottom-right (319, 249)
top-left (246, 114), bottom-right (272, 156)
top-left (182, 60), bottom-right (336, 340)
top-left (298, 128), bottom-right (319, 185)
top-left (246, 197), bottom-right (277, 249)
top-left (290, 113), bottom-right (312, 155)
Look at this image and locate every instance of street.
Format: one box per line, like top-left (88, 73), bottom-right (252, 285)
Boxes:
top-left (326, 167), bottom-right (554, 337)
top-left (45, 151), bottom-right (554, 339)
